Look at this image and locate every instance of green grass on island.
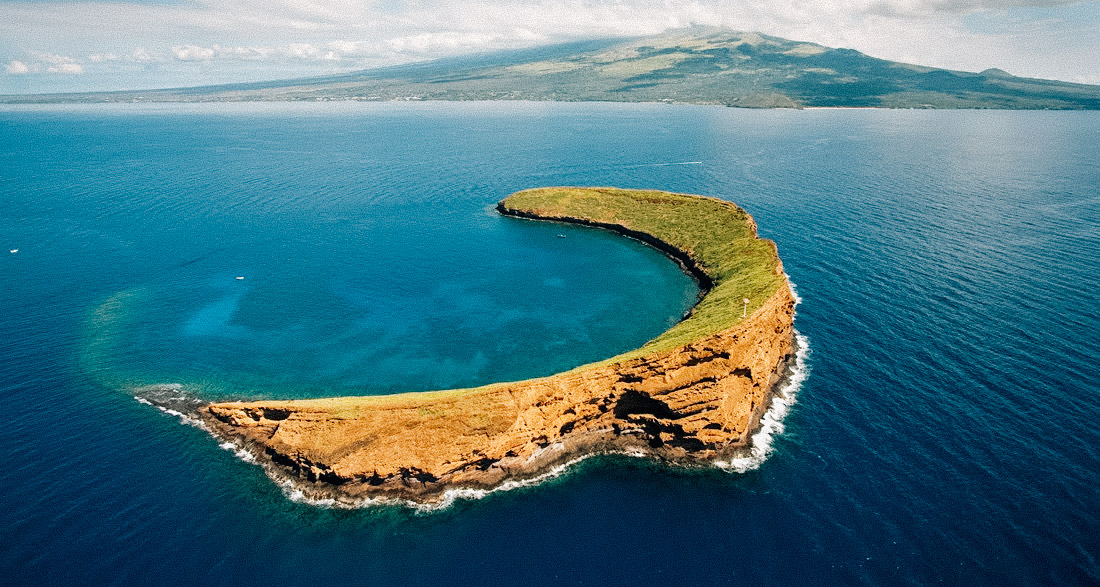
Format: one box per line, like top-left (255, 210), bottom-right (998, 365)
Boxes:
top-left (500, 187), bottom-right (786, 366)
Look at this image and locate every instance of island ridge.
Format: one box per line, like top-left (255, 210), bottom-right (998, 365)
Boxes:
top-left (201, 187), bottom-right (797, 504)
top-left (7, 28), bottom-right (1100, 109)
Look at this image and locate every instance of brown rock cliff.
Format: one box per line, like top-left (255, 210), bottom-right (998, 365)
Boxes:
top-left (200, 189), bottom-right (796, 504)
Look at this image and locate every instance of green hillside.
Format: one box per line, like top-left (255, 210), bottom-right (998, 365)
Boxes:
top-left (5, 27), bottom-right (1099, 108)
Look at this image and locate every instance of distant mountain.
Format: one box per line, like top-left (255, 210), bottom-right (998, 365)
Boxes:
top-left (6, 27), bottom-right (1100, 109)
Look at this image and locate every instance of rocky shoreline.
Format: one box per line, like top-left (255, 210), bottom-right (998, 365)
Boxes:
top-left (196, 188), bottom-right (797, 505)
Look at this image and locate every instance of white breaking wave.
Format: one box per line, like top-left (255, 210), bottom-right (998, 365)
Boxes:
top-left (714, 330), bottom-right (810, 473)
top-left (135, 391), bottom-right (257, 464)
top-left (134, 395), bottom-right (209, 431)
top-left (714, 276), bottom-right (809, 473)
top-left (218, 441), bottom-right (257, 464)
top-left (278, 451), bottom-right (609, 513)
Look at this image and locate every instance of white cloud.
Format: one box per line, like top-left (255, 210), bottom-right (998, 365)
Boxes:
top-left (5, 59), bottom-right (30, 74)
top-left (165, 42), bottom-right (371, 63)
top-left (282, 43), bottom-right (328, 60)
top-left (0, 0), bottom-right (1097, 90)
top-left (131, 47), bottom-right (161, 62)
top-left (47, 62), bottom-right (84, 74)
top-left (384, 29), bottom-right (547, 54)
top-left (215, 45), bottom-right (271, 60)
top-left (6, 52), bottom-right (87, 75)
top-left (173, 45), bottom-right (218, 61)
top-left (326, 40), bottom-right (373, 56)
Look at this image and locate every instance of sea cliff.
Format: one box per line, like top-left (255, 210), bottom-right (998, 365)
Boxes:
top-left (200, 187), bottom-right (796, 504)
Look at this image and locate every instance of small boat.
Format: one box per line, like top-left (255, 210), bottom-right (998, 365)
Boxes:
top-left (9, 249), bottom-right (17, 254)
top-left (235, 276), bottom-right (245, 280)
top-left (556, 234), bottom-right (566, 238)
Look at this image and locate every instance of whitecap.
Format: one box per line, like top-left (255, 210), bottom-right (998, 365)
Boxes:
top-left (134, 394), bottom-right (211, 431)
top-left (714, 330), bottom-right (810, 473)
top-left (218, 440), bottom-right (257, 464)
top-left (273, 451), bottom-right (606, 512)
top-left (714, 275), bottom-right (810, 473)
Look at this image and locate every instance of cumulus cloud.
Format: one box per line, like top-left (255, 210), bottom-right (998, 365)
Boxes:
top-left (48, 62), bottom-right (84, 74)
top-left (167, 42), bottom-right (360, 63)
top-left (130, 47), bottom-right (161, 62)
top-left (283, 43), bottom-right (337, 60)
top-left (153, 29), bottom-right (553, 66)
top-left (5, 60), bottom-right (30, 74)
top-left (172, 45), bottom-right (217, 61)
top-left (385, 29), bottom-right (547, 54)
top-left (3, 52), bottom-right (86, 75)
top-left (147, 27), bottom-right (548, 67)
top-left (88, 52), bottom-right (120, 63)
top-left (214, 46), bottom-right (271, 60)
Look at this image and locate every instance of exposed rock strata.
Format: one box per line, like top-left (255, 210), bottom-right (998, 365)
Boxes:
top-left (200, 190), bottom-right (796, 503)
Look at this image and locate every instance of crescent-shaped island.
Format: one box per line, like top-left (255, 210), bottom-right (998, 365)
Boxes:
top-left (199, 187), bottom-right (797, 505)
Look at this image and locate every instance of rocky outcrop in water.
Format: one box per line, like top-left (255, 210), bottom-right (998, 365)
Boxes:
top-left (199, 188), bottom-right (796, 504)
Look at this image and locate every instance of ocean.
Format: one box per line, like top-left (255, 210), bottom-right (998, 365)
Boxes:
top-left (1, 102), bottom-right (1097, 585)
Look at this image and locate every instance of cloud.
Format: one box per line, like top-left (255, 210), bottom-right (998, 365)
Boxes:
top-left (38, 52), bottom-right (85, 74)
top-left (88, 52), bottom-right (120, 63)
top-left (4, 52), bottom-right (85, 75)
top-left (172, 45), bottom-right (217, 61)
top-left (384, 29), bottom-right (547, 54)
top-left (47, 62), bottom-right (84, 74)
top-left (167, 43), bottom-right (352, 63)
top-left (130, 47), bottom-right (161, 62)
top-left (5, 60), bottom-right (30, 74)
top-left (283, 43), bottom-right (337, 60)
top-left (150, 29), bottom-right (550, 68)
top-left (0, 0), bottom-right (1097, 89)
top-left (214, 45), bottom-right (270, 60)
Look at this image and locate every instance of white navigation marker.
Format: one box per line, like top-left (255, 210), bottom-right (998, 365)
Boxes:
top-left (742, 297), bottom-right (750, 317)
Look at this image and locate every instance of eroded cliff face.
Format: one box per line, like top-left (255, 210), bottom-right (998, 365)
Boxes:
top-left (197, 189), bottom-right (797, 504)
top-left (201, 283), bottom-right (795, 502)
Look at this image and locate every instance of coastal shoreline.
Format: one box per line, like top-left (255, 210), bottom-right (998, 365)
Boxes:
top-left (196, 325), bottom-right (801, 510)
top-left (202, 331), bottom-right (805, 511)
top-left (192, 187), bottom-right (798, 505)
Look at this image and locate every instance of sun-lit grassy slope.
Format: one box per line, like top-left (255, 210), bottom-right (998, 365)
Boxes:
top-left (500, 187), bottom-right (786, 364)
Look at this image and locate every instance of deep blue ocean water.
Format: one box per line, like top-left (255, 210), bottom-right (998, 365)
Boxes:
top-left (1, 102), bottom-right (1097, 586)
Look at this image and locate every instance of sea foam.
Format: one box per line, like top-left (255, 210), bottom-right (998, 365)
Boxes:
top-left (714, 330), bottom-right (810, 473)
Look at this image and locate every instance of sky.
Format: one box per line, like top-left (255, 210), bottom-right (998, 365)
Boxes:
top-left (1, 0), bottom-right (1098, 94)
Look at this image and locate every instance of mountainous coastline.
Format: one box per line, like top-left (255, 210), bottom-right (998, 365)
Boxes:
top-left (5, 27), bottom-right (1099, 108)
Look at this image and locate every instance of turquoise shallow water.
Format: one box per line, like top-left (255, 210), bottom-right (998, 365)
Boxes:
top-left (1, 102), bottom-right (1098, 585)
